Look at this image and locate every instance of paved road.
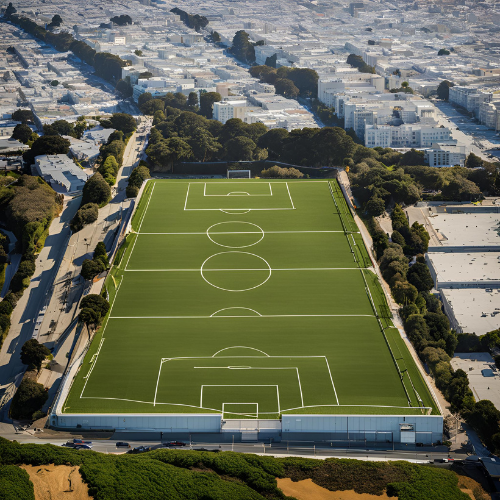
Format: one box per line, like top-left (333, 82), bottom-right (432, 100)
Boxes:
top-left (0, 198), bottom-right (81, 420)
top-left (433, 99), bottom-right (500, 160)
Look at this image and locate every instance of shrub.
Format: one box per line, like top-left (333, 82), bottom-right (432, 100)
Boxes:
top-left (70, 203), bottom-right (99, 232)
top-left (0, 465), bottom-right (34, 500)
top-left (81, 173), bottom-right (111, 207)
top-left (10, 379), bottom-right (48, 420)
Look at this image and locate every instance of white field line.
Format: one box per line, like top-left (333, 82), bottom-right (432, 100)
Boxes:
top-left (110, 314), bottom-right (376, 319)
top-left (154, 359), bottom-right (163, 407)
top-left (184, 182), bottom-right (191, 210)
top-left (286, 182), bottom-right (295, 209)
top-left (296, 368), bottom-right (304, 407)
top-left (325, 357), bottom-right (340, 405)
top-left (124, 267), bottom-right (365, 272)
top-left (203, 181), bottom-right (273, 196)
top-left (75, 394), bottom-right (429, 414)
top-left (79, 278), bottom-right (123, 398)
top-left (137, 230), bottom-right (352, 235)
top-left (125, 182), bottom-right (155, 271)
top-left (185, 208), bottom-right (295, 211)
top-left (200, 384), bottom-right (278, 408)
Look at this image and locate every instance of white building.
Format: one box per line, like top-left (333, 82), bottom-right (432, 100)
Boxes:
top-left (213, 100), bottom-right (248, 124)
top-left (34, 154), bottom-right (89, 193)
top-left (424, 142), bottom-right (468, 167)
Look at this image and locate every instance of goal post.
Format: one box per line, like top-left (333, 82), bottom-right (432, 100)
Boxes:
top-left (227, 169), bottom-right (251, 179)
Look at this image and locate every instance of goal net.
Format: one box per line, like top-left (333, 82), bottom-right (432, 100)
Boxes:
top-left (227, 169), bottom-right (251, 179)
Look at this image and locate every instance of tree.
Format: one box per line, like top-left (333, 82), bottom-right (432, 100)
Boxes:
top-left (81, 293), bottom-right (110, 318)
top-left (392, 281), bottom-right (418, 305)
top-left (23, 135), bottom-right (70, 165)
top-left (12, 109), bottom-right (34, 124)
top-left (224, 136), bottom-right (257, 161)
top-left (407, 262), bottom-right (434, 292)
top-left (464, 400), bottom-right (500, 451)
top-left (257, 128), bottom-right (288, 160)
top-left (78, 307), bottom-right (100, 329)
top-left (465, 152), bottom-right (483, 169)
top-left (274, 78), bottom-right (299, 99)
top-left (10, 379), bottom-right (48, 420)
top-left (438, 48), bottom-right (450, 56)
top-left (11, 124), bottom-right (32, 144)
top-left (391, 204), bottom-right (409, 231)
top-left (199, 92), bottom-right (222, 119)
top-left (153, 110), bottom-right (166, 126)
top-left (442, 175), bottom-right (482, 201)
top-left (312, 127), bottom-right (356, 166)
top-left (399, 148), bottom-right (425, 166)
top-left (365, 196), bottom-right (385, 217)
top-left (211, 31), bottom-right (221, 43)
top-left (81, 258), bottom-right (106, 281)
top-left (110, 15), bottom-right (132, 26)
top-left (109, 113), bottom-right (136, 134)
top-left (4, 2), bottom-right (16, 17)
top-left (436, 80), bottom-right (454, 101)
top-left (188, 129), bottom-right (221, 162)
top-left (20, 339), bottom-right (50, 371)
top-left (231, 30), bottom-right (255, 63)
top-left (265, 53), bottom-right (277, 68)
top-left (50, 80), bottom-right (59, 86)
top-left (70, 203), bottom-right (98, 232)
top-left (138, 92), bottom-right (153, 108)
top-left (93, 241), bottom-right (109, 268)
top-left (44, 119), bottom-right (73, 136)
top-left (116, 79), bottom-right (133, 98)
top-left (134, 49), bottom-right (143, 56)
top-left (187, 91), bottom-right (199, 109)
top-left (50, 14), bottom-right (62, 27)
top-left (81, 172), bottom-right (111, 206)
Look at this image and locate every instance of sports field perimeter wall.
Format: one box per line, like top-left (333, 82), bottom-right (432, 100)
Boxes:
top-left (50, 413), bottom-right (443, 444)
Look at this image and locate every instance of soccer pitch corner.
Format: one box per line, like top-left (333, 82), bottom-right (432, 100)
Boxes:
top-left (52, 179), bottom-right (442, 441)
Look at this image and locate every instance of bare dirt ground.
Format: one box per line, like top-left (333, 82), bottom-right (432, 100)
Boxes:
top-left (20, 464), bottom-right (91, 500)
top-left (277, 478), bottom-right (391, 500)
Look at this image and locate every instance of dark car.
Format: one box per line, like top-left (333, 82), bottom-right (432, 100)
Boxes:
top-left (74, 444), bottom-right (93, 450)
top-left (164, 441), bottom-right (186, 447)
top-left (129, 446), bottom-right (151, 454)
top-left (73, 439), bottom-right (92, 444)
top-left (116, 442), bottom-right (130, 448)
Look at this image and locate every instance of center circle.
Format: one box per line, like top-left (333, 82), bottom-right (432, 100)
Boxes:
top-left (206, 221), bottom-right (264, 248)
top-left (201, 251), bottom-right (272, 292)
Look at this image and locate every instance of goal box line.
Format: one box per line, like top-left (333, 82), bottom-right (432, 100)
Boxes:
top-left (184, 182), bottom-right (295, 211)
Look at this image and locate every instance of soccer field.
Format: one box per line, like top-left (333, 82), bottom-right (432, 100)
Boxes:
top-left (63, 179), bottom-right (438, 418)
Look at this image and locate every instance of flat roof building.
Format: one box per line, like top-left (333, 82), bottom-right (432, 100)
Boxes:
top-left (34, 154), bottom-right (89, 193)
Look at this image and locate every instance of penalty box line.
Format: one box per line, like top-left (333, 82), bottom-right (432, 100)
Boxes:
top-left (184, 182), bottom-right (294, 210)
top-left (154, 355), bottom-right (339, 407)
top-left (136, 230), bottom-right (358, 235)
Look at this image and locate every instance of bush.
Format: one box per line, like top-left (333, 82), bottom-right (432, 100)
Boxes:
top-left (0, 465), bottom-right (34, 500)
top-left (260, 165), bottom-right (304, 179)
top-left (31, 410), bottom-right (46, 421)
top-left (126, 185), bottom-right (139, 198)
top-left (10, 379), bottom-right (48, 420)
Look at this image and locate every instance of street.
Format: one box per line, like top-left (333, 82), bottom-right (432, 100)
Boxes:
top-left (0, 115), bottom-right (152, 424)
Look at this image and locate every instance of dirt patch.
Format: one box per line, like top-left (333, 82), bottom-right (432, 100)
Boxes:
top-left (277, 478), bottom-right (391, 500)
top-left (20, 464), bottom-right (91, 500)
top-left (457, 474), bottom-right (490, 500)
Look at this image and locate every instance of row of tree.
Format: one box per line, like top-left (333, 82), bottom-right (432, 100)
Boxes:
top-left (346, 54), bottom-right (376, 74)
top-left (7, 10), bottom-right (128, 83)
top-left (0, 175), bottom-right (63, 352)
top-left (126, 162), bottom-right (150, 198)
top-left (170, 8), bottom-right (208, 32)
top-left (365, 203), bottom-right (500, 452)
top-left (81, 242), bottom-right (109, 282)
top-left (249, 65), bottom-right (319, 99)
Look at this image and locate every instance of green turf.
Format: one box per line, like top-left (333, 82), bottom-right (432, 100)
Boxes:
top-left (64, 179), bottom-right (438, 418)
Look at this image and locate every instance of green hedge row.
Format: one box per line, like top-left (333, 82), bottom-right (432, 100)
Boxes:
top-left (0, 438), bottom-right (474, 500)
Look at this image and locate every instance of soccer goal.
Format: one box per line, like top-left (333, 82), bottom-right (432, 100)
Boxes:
top-left (227, 169), bottom-right (251, 179)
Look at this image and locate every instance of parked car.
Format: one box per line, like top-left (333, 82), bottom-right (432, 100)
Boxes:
top-left (129, 446), bottom-right (151, 454)
top-left (116, 442), bottom-right (130, 448)
top-left (73, 439), bottom-right (92, 444)
top-left (164, 441), bottom-right (186, 447)
top-left (74, 444), bottom-right (92, 450)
